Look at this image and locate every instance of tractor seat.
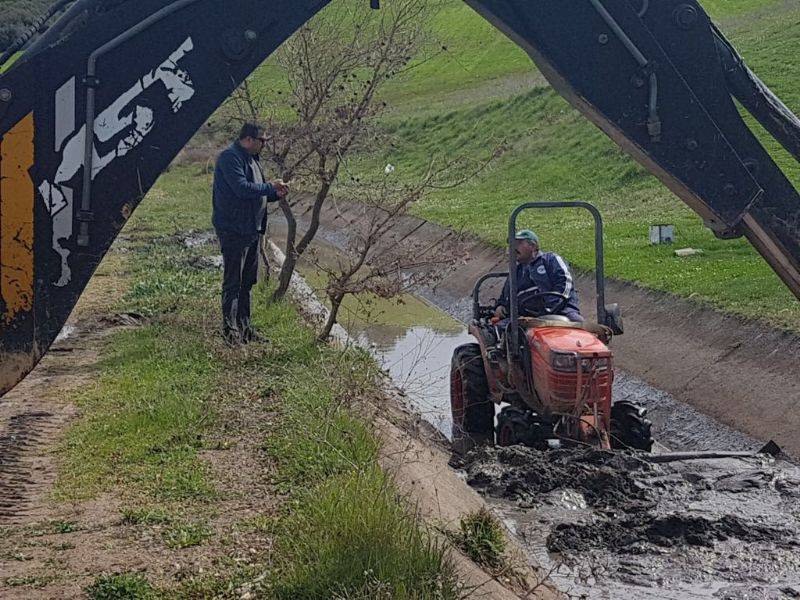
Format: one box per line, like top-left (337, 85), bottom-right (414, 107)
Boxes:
top-left (535, 314), bottom-right (572, 323)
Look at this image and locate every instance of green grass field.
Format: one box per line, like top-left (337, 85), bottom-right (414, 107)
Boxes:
top-left (326, 0), bottom-right (800, 328)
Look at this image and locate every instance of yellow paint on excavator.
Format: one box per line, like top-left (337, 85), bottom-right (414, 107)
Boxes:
top-left (0, 112), bottom-right (35, 324)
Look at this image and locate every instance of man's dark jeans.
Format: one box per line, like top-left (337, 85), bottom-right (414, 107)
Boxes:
top-left (217, 231), bottom-right (259, 338)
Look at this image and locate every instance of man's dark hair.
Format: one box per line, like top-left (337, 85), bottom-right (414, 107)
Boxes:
top-left (238, 123), bottom-right (264, 141)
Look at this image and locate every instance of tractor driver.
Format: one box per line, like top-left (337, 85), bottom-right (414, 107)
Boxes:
top-left (493, 230), bottom-right (583, 322)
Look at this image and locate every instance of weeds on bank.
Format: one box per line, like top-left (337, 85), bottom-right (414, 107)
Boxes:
top-left (54, 323), bottom-right (217, 503)
top-left (273, 466), bottom-right (458, 599)
top-left (251, 294), bottom-right (459, 598)
top-left (56, 167), bottom-right (459, 596)
top-left (86, 572), bottom-right (155, 600)
top-left (452, 508), bottom-right (506, 570)
top-left (448, 508), bottom-right (527, 589)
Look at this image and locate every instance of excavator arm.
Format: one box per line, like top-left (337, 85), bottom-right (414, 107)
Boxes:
top-left (0, 0), bottom-right (798, 396)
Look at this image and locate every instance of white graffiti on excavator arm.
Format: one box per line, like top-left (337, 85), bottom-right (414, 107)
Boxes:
top-left (38, 37), bottom-right (196, 287)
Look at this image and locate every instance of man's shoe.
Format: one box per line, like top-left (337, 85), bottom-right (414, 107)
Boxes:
top-left (222, 328), bottom-right (241, 348)
top-left (241, 327), bottom-right (268, 345)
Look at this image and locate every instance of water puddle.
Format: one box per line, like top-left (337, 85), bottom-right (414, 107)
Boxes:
top-left (292, 245), bottom-right (471, 437)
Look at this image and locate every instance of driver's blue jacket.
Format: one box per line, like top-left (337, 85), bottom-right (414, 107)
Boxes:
top-left (496, 252), bottom-right (581, 319)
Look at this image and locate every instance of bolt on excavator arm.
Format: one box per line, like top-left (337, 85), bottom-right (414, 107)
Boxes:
top-left (0, 0), bottom-right (798, 396)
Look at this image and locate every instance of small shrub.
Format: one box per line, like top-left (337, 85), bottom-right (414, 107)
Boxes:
top-left (54, 520), bottom-right (77, 534)
top-left (453, 508), bottom-right (506, 569)
top-left (4, 575), bottom-right (54, 588)
top-left (120, 506), bottom-right (173, 526)
top-left (86, 572), bottom-right (154, 600)
top-left (272, 467), bottom-right (459, 599)
top-left (162, 521), bottom-right (212, 549)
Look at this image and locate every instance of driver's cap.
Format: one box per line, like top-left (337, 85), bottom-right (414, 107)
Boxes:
top-left (515, 229), bottom-right (539, 244)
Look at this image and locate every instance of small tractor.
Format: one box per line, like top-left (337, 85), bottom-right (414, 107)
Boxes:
top-left (450, 202), bottom-right (653, 453)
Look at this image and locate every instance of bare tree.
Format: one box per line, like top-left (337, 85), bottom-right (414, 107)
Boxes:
top-left (226, 0), bottom-right (441, 301)
top-left (311, 153), bottom-right (498, 342)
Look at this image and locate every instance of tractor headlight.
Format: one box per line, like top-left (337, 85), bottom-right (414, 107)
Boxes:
top-left (551, 351), bottom-right (578, 372)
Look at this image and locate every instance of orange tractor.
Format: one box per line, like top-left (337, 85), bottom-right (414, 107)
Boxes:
top-left (450, 202), bottom-right (653, 453)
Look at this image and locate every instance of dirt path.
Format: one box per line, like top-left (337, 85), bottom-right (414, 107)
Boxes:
top-left (0, 319), bottom-right (282, 597)
top-left (0, 336), bottom-right (86, 529)
top-left (0, 258), bottom-right (132, 595)
top-left (0, 253), bottom-right (280, 597)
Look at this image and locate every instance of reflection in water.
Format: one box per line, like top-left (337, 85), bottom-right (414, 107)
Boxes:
top-left (290, 235), bottom-right (471, 438)
top-left (357, 324), bottom-right (473, 438)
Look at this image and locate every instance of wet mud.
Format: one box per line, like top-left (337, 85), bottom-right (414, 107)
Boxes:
top-left (457, 446), bottom-right (800, 597)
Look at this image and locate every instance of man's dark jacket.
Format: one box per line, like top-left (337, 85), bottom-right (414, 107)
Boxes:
top-left (212, 142), bottom-right (278, 236)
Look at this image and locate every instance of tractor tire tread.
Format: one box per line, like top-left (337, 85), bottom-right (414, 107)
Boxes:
top-left (611, 400), bottom-right (654, 451)
top-left (451, 343), bottom-right (494, 439)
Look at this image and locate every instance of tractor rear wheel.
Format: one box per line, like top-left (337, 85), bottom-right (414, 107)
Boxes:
top-left (450, 344), bottom-right (494, 452)
top-left (610, 400), bottom-right (654, 451)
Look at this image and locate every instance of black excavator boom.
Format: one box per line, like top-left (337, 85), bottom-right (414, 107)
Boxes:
top-left (0, 0), bottom-right (798, 396)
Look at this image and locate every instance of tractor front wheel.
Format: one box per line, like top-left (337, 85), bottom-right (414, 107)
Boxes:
top-left (450, 344), bottom-right (494, 453)
top-left (610, 400), bottom-right (654, 451)
top-left (496, 407), bottom-right (549, 449)
top-left (496, 407), bottom-right (529, 447)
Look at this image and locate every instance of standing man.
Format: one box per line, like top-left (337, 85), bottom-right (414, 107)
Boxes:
top-left (213, 123), bottom-right (288, 346)
top-left (494, 229), bottom-right (583, 322)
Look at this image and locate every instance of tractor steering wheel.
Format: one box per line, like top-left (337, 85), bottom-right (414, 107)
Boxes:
top-left (517, 290), bottom-right (570, 318)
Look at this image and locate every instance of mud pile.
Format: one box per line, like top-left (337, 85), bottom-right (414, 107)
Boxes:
top-left (457, 446), bottom-right (800, 598)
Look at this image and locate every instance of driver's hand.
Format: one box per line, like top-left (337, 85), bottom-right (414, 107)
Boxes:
top-left (494, 306), bottom-right (507, 319)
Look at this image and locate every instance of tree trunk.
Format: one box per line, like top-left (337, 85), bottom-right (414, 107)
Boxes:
top-left (257, 235), bottom-right (271, 284)
top-left (318, 293), bottom-right (344, 342)
top-left (296, 180), bottom-right (332, 256)
top-left (272, 198), bottom-right (297, 302)
top-left (273, 171), bottom-right (334, 301)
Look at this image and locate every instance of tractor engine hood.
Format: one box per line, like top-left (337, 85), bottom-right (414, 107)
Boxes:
top-left (528, 327), bottom-right (611, 358)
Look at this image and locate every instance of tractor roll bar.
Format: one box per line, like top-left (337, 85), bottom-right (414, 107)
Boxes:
top-left (472, 272), bottom-right (509, 321)
top-left (508, 201), bottom-right (606, 357)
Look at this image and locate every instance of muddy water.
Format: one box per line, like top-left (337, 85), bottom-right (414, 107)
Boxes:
top-left (288, 244), bottom-right (473, 437)
top-left (462, 447), bottom-right (800, 599)
top-left (354, 323), bottom-right (472, 437)
top-left (237, 232), bottom-right (800, 598)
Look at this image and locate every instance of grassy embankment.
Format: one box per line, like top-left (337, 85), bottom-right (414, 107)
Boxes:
top-left (253, 0), bottom-right (800, 327)
top-left (52, 168), bottom-right (459, 598)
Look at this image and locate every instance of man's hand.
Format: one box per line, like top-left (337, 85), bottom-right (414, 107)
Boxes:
top-left (493, 305), bottom-right (507, 319)
top-left (272, 179), bottom-right (289, 199)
